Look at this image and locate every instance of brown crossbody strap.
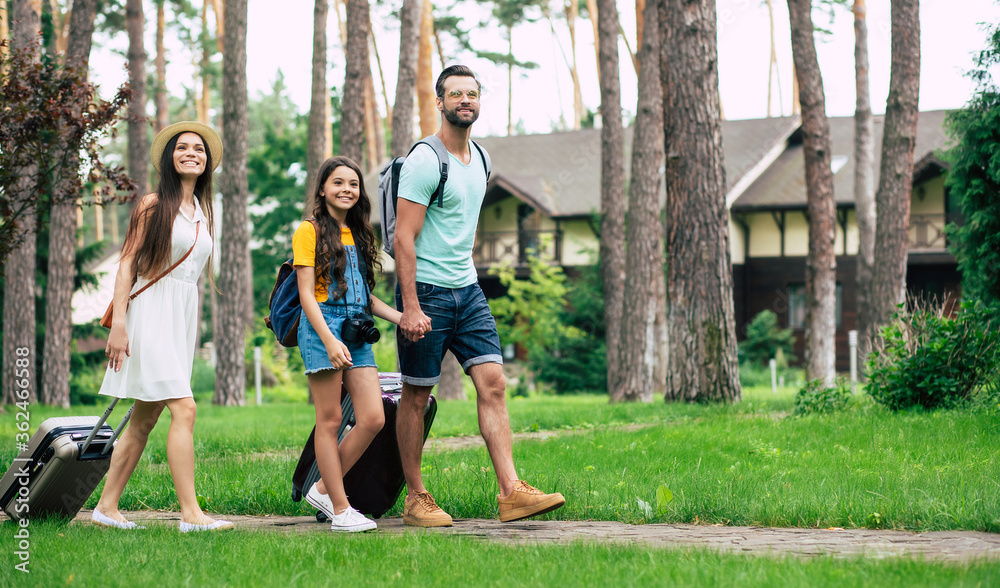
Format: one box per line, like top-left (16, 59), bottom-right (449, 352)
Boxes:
top-left (128, 221), bottom-right (201, 301)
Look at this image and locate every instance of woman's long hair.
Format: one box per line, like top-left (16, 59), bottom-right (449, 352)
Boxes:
top-left (311, 156), bottom-right (381, 301)
top-left (121, 132), bottom-right (215, 281)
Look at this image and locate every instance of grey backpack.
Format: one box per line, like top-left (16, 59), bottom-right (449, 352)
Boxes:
top-left (377, 135), bottom-right (491, 258)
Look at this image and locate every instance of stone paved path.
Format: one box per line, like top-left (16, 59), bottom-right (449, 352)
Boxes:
top-left (424, 422), bottom-right (659, 452)
top-left (72, 510), bottom-right (1000, 563)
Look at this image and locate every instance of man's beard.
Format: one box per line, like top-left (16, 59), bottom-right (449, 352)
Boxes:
top-left (443, 105), bottom-right (479, 128)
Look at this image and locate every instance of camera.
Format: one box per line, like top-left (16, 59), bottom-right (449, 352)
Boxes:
top-left (341, 313), bottom-right (381, 344)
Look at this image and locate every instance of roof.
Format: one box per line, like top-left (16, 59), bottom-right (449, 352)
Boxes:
top-left (476, 116), bottom-right (800, 218)
top-left (731, 110), bottom-right (952, 212)
top-left (367, 116), bottom-right (801, 222)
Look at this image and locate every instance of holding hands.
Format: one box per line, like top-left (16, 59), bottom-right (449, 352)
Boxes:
top-left (400, 307), bottom-right (431, 343)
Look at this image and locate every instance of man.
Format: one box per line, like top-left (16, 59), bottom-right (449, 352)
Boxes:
top-left (394, 65), bottom-right (566, 527)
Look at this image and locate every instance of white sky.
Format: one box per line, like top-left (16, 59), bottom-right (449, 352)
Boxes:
top-left (88, 0), bottom-right (1000, 139)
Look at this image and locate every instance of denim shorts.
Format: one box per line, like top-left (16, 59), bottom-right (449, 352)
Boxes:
top-left (395, 281), bottom-right (503, 386)
top-left (298, 304), bottom-right (377, 374)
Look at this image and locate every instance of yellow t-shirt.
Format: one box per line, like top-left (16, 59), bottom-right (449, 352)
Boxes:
top-left (292, 221), bottom-right (355, 302)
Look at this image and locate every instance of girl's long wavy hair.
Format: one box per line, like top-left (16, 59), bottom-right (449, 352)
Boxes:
top-left (121, 132), bottom-right (215, 281)
top-left (311, 156), bottom-right (381, 301)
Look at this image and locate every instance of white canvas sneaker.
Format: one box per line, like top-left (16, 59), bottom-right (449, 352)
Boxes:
top-left (328, 506), bottom-right (376, 532)
top-left (305, 482), bottom-right (337, 520)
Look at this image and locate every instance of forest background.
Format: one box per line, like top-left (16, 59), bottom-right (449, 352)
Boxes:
top-left (2, 0), bottom-right (1000, 410)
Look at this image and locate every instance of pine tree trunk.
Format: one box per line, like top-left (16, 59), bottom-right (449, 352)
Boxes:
top-left (635, 0), bottom-right (644, 46)
top-left (370, 24), bottom-right (393, 132)
top-left (42, 202), bottom-right (74, 408)
top-left (662, 0), bottom-right (741, 402)
top-left (585, 0), bottom-right (600, 82)
top-left (0, 3), bottom-right (9, 75)
top-left (437, 351), bottom-right (466, 400)
top-left (614, 0), bottom-right (663, 403)
top-left (766, 0), bottom-right (780, 117)
top-left (595, 0), bottom-right (625, 397)
top-left (306, 0), bottom-right (328, 211)
top-left (211, 0), bottom-right (224, 51)
top-left (564, 0), bottom-right (583, 130)
top-left (506, 30), bottom-right (514, 135)
top-left (362, 6), bottom-right (382, 169)
top-left (41, 0), bottom-right (97, 408)
top-left (198, 3), bottom-right (212, 125)
top-left (852, 0), bottom-right (876, 374)
top-left (417, 0), bottom-right (437, 137)
top-left (3, 0), bottom-right (41, 406)
top-left (791, 63), bottom-right (800, 115)
top-left (787, 0), bottom-right (837, 386)
top-left (2, 193), bottom-right (38, 406)
top-left (155, 2), bottom-right (168, 132)
top-left (363, 71), bottom-right (382, 171)
top-left (341, 0), bottom-right (370, 164)
top-left (868, 0), bottom-right (920, 348)
top-left (215, 0), bottom-right (250, 406)
top-left (126, 0), bottom-right (148, 200)
top-left (390, 0), bottom-right (420, 154)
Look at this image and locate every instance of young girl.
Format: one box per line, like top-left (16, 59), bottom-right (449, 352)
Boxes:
top-left (93, 121), bottom-right (233, 532)
top-left (295, 156), bottom-right (402, 532)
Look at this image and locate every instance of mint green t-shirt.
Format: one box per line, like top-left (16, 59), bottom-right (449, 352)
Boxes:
top-left (397, 142), bottom-right (487, 288)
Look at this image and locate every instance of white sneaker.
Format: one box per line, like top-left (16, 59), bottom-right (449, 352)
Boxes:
top-left (305, 482), bottom-right (337, 520)
top-left (329, 506), bottom-right (376, 532)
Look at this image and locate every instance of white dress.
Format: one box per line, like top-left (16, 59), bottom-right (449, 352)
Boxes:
top-left (99, 200), bottom-right (213, 402)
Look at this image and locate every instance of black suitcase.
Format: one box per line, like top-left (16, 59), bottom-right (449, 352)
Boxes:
top-left (291, 372), bottom-right (437, 520)
top-left (0, 399), bottom-right (132, 520)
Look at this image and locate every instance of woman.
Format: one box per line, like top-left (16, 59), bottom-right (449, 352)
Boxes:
top-left (294, 156), bottom-right (401, 532)
top-left (92, 121), bottom-right (233, 533)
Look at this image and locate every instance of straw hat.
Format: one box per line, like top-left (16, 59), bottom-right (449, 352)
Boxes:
top-left (150, 121), bottom-right (223, 173)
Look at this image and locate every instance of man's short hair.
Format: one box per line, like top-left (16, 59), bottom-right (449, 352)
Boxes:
top-left (435, 65), bottom-right (482, 98)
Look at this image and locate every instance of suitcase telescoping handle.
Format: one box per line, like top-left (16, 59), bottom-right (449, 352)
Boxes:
top-left (79, 398), bottom-right (134, 456)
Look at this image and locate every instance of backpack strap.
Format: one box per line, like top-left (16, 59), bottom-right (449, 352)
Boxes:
top-left (412, 135), bottom-right (450, 208)
top-left (472, 140), bottom-right (491, 182)
top-left (410, 136), bottom-right (491, 209)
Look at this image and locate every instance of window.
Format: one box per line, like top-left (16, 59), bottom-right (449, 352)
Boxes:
top-left (787, 283), bottom-right (842, 329)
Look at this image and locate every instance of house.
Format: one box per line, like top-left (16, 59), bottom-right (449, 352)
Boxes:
top-left (437, 116), bottom-right (803, 298)
top-left (728, 110), bottom-right (956, 370)
top-left (388, 110), bottom-right (956, 371)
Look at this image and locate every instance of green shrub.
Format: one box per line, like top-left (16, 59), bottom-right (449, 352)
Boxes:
top-left (867, 302), bottom-right (1000, 411)
top-left (794, 378), bottom-right (853, 415)
top-left (530, 264), bottom-right (607, 394)
top-left (738, 310), bottom-right (796, 366)
top-left (491, 253), bottom-right (607, 394)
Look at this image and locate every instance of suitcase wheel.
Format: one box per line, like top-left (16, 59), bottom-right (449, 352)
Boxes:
top-left (316, 510), bottom-right (328, 523)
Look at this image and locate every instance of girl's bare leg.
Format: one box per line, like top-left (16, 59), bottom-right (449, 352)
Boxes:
top-left (309, 369), bottom-right (352, 512)
top-left (164, 397), bottom-right (216, 525)
top-left (94, 400), bottom-right (165, 523)
top-left (338, 367), bottom-right (385, 474)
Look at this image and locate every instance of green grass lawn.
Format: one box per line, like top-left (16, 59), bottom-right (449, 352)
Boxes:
top-left (1, 522), bottom-right (997, 588)
top-left (2, 386), bottom-right (997, 532)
